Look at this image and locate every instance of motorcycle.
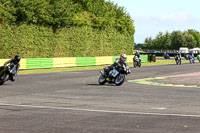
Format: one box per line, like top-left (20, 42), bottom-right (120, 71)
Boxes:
top-left (174, 56), bottom-right (181, 65)
top-left (98, 64), bottom-right (131, 86)
top-left (133, 56), bottom-right (141, 67)
top-left (0, 64), bottom-right (18, 85)
top-left (197, 55), bottom-right (200, 63)
top-left (163, 54), bottom-right (170, 59)
top-left (188, 55), bottom-right (195, 64)
top-left (184, 54), bottom-right (189, 60)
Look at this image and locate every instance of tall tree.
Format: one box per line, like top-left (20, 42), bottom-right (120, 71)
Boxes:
top-left (170, 31), bottom-right (185, 49)
top-left (163, 32), bottom-right (171, 49)
top-left (183, 32), bottom-right (197, 48)
top-left (187, 29), bottom-right (200, 47)
top-left (154, 32), bottom-right (164, 49)
top-left (143, 37), bottom-right (154, 49)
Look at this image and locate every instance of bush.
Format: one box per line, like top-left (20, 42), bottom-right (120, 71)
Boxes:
top-left (0, 0), bottom-right (134, 58)
top-left (0, 24), bottom-right (134, 58)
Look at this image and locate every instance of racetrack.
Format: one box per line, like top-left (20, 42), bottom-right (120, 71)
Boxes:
top-left (0, 63), bottom-right (200, 133)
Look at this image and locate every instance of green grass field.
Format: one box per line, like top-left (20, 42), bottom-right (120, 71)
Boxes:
top-left (18, 58), bottom-right (193, 75)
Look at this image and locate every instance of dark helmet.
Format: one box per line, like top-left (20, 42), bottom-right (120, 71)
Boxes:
top-left (14, 55), bottom-right (21, 63)
top-left (120, 53), bottom-right (127, 62)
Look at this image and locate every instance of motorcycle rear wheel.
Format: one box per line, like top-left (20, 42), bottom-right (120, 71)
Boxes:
top-left (0, 73), bottom-right (7, 85)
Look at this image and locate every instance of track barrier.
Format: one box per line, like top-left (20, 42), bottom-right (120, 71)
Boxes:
top-left (0, 55), bottom-right (148, 69)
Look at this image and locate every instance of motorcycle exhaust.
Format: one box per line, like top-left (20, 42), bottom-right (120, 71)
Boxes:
top-left (100, 71), bottom-right (104, 75)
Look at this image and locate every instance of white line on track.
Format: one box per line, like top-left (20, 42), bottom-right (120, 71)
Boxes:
top-left (0, 103), bottom-right (200, 118)
top-left (151, 107), bottom-right (167, 110)
top-left (71, 72), bottom-right (83, 73)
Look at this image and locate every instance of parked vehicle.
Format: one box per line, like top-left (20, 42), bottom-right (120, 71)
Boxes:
top-left (179, 47), bottom-right (189, 54)
top-left (98, 64), bottom-right (131, 86)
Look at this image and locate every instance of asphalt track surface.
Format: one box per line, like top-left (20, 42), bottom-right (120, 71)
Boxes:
top-left (0, 63), bottom-right (200, 133)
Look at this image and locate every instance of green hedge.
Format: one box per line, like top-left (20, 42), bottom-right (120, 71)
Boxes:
top-left (0, 24), bottom-right (134, 58)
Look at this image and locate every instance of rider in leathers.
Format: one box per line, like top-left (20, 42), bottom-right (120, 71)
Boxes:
top-left (3, 55), bottom-right (21, 81)
top-left (134, 50), bottom-right (141, 63)
top-left (174, 51), bottom-right (181, 61)
top-left (104, 54), bottom-right (129, 76)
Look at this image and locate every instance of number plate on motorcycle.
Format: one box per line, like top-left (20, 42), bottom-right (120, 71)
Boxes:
top-left (111, 69), bottom-right (119, 77)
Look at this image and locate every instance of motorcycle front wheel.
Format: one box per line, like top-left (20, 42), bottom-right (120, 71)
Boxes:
top-left (176, 60), bottom-right (179, 65)
top-left (138, 62), bottom-right (141, 67)
top-left (0, 73), bottom-right (7, 85)
top-left (115, 74), bottom-right (125, 86)
top-left (134, 61), bottom-right (137, 67)
top-left (98, 75), bottom-right (106, 85)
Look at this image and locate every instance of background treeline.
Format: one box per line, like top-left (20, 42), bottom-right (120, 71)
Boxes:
top-left (0, 0), bottom-right (135, 58)
top-left (142, 30), bottom-right (200, 50)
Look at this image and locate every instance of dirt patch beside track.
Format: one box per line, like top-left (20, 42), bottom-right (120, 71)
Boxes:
top-left (152, 72), bottom-right (200, 86)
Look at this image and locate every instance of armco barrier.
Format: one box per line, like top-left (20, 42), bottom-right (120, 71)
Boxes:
top-left (96, 56), bottom-right (113, 65)
top-left (0, 59), bottom-right (27, 69)
top-left (0, 59), bottom-right (10, 66)
top-left (76, 57), bottom-right (96, 66)
top-left (141, 55), bottom-right (148, 62)
top-left (26, 58), bottom-right (53, 69)
top-left (0, 55), bottom-right (148, 69)
top-left (20, 59), bottom-right (27, 69)
top-left (53, 57), bottom-right (76, 68)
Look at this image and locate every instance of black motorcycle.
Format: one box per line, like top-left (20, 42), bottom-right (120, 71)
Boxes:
top-left (175, 56), bottom-right (181, 65)
top-left (98, 64), bottom-right (131, 86)
top-left (0, 65), bottom-right (18, 85)
top-left (133, 57), bottom-right (141, 67)
top-left (163, 54), bottom-right (170, 59)
top-left (184, 54), bottom-right (189, 60)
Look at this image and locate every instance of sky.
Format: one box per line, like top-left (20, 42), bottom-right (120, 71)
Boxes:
top-left (109, 0), bottom-right (200, 43)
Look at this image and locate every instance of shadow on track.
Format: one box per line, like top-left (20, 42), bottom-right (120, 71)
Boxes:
top-left (86, 84), bottom-right (115, 86)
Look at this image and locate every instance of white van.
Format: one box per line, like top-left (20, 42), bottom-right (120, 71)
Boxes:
top-left (190, 48), bottom-right (200, 54)
top-left (179, 47), bottom-right (189, 53)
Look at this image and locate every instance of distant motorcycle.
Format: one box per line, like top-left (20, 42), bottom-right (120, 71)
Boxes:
top-left (188, 55), bottom-right (195, 64)
top-left (189, 58), bottom-right (195, 64)
top-left (197, 55), bottom-right (200, 63)
top-left (133, 56), bottom-right (141, 67)
top-left (0, 64), bottom-right (18, 85)
top-left (98, 64), bottom-right (131, 86)
top-left (163, 53), bottom-right (170, 59)
top-left (174, 56), bottom-right (181, 65)
top-left (184, 54), bottom-right (189, 60)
